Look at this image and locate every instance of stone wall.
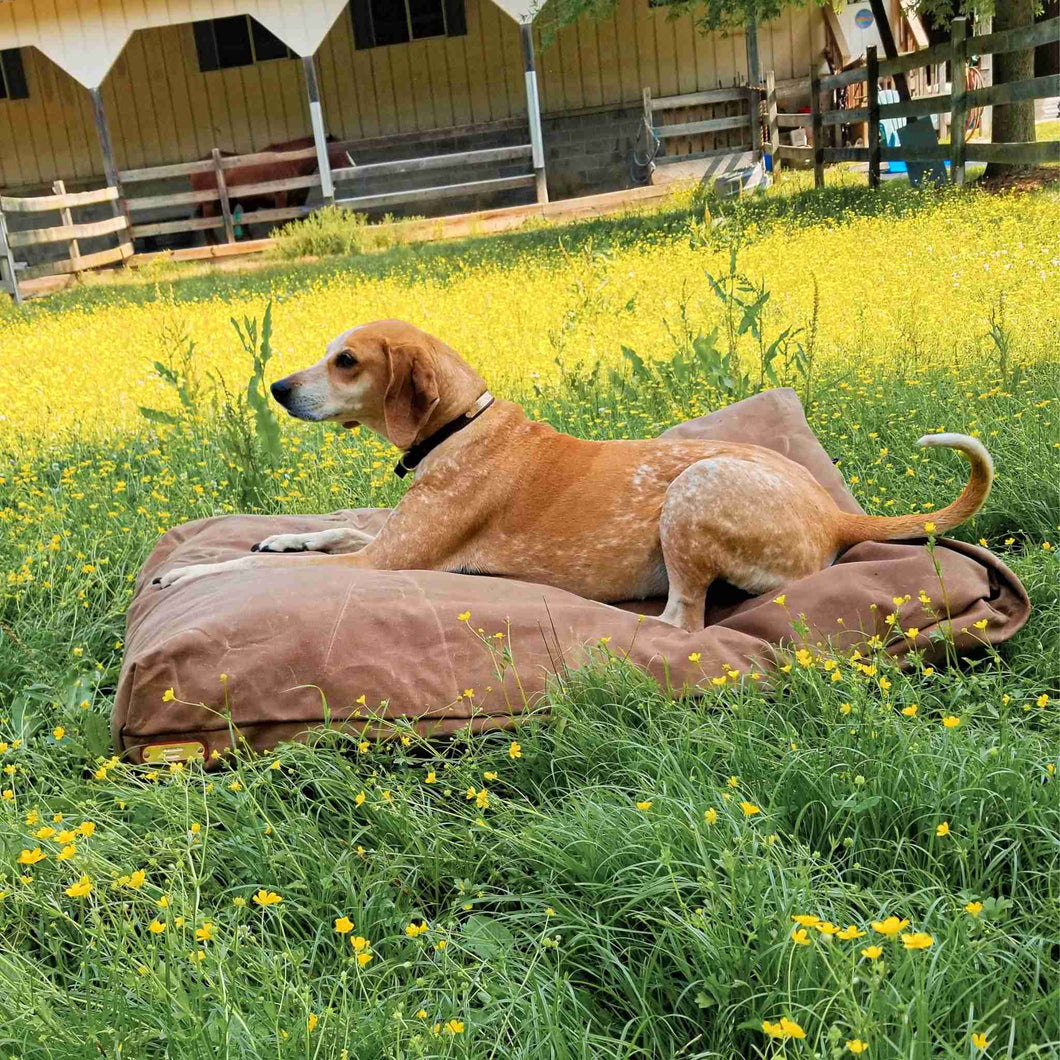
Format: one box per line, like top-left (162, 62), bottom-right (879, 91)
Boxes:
top-left (542, 103), bottom-right (648, 199)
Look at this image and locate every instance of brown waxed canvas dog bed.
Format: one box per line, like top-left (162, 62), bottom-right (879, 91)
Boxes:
top-left (113, 389), bottom-right (1030, 766)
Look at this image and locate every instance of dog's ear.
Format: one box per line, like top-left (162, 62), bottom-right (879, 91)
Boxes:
top-left (383, 340), bottom-right (440, 450)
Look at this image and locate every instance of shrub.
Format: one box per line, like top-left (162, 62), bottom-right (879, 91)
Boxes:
top-left (272, 205), bottom-right (419, 259)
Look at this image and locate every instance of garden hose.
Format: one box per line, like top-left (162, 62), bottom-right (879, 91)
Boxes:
top-left (630, 118), bottom-right (662, 185)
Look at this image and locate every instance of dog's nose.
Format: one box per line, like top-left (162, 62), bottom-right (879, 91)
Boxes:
top-left (270, 378), bottom-right (293, 406)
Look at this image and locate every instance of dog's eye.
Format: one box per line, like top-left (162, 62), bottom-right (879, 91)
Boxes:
top-left (335, 352), bottom-right (356, 369)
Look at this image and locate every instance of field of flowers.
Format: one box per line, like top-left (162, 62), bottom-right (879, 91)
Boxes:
top-left (0, 180), bottom-right (1057, 1058)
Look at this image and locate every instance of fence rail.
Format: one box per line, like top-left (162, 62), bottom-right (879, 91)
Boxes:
top-left (770, 15), bottom-right (1059, 187)
top-left (112, 125), bottom-right (538, 247)
top-left (644, 85), bottom-right (763, 178)
top-left (0, 181), bottom-right (132, 300)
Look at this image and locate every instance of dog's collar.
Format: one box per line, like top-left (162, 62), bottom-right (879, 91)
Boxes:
top-left (393, 390), bottom-right (495, 478)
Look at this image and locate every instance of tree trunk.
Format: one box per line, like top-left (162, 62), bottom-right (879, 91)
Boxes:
top-left (985, 0), bottom-right (1036, 176)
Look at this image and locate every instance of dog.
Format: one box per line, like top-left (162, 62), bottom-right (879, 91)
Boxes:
top-left (154, 320), bottom-right (993, 631)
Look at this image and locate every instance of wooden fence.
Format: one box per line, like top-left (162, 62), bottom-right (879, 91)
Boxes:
top-left (644, 85), bottom-right (763, 177)
top-left (0, 182), bottom-right (132, 303)
top-left (120, 128), bottom-right (537, 247)
top-left (768, 15), bottom-right (1060, 186)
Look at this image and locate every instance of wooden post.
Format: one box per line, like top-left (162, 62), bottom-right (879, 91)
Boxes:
top-left (867, 0), bottom-right (911, 103)
top-left (976, 16), bottom-right (992, 141)
top-left (766, 70), bottom-right (780, 174)
top-left (748, 86), bottom-right (763, 162)
top-left (212, 148), bottom-right (236, 244)
top-left (867, 46), bottom-right (880, 189)
top-left (0, 210), bottom-right (21, 304)
top-left (950, 17), bottom-right (968, 186)
top-left (52, 180), bottom-right (83, 278)
top-left (809, 64), bottom-right (824, 188)
top-left (520, 21), bottom-right (548, 204)
top-left (89, 86), bottom-right (125, 221)
top-left (302, 55), bottom-right (334, 205)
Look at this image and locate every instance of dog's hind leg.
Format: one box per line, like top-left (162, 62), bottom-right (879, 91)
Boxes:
top-left (657, 457), bottom-right (807, 631)
top-left (658, 479), bottom-right (716, 632)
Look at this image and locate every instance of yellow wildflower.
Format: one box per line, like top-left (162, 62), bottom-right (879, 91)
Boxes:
top-left (871, 916), bottom-right (909, 938)
top-left (65, 874), bottom-right (92, 898)
top-left (900, 931), bottom-right (934, 950)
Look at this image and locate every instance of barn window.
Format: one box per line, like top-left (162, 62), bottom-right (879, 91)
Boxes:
top-left (0, 48), bottom-right (29, 101)
top-left (350, 0), bottom-right (467, 50)
top-left (192, 15), bottom-right (295, 73)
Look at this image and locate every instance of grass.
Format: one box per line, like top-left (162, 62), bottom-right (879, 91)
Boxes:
top-left (0, 177), bottom-right (1057, 1058)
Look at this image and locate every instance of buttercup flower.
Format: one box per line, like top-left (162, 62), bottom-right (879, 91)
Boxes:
top-left (900, 931), bottom-right (934, 950)
top-left (871, 916), bottom-right (909, 938)
top-left (65, 874), bottom-right (92, 898)
top-left (762, 1017), bottom-right (805, 1040)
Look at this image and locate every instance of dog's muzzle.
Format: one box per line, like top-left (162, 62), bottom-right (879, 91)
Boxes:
top-left (270, 379), bottom-right (294, 408)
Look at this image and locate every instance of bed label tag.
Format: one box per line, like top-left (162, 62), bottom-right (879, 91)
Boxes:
top-left (142, 741), bottom-right (206, 764)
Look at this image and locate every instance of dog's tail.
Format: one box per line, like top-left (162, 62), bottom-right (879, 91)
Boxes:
top-left (835, 434), bottom-right (993, 547)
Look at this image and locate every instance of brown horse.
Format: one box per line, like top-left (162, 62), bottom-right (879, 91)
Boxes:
top-left (191, 135), bottom-right (348, 241)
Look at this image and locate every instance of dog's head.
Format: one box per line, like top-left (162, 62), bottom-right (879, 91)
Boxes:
top-left (271, 320), bottom-right (453, 450)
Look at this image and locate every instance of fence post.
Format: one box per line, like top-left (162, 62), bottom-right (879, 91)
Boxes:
top-left (766, 70), bottom-right (780, 174)
top-left (0, 210), bottom-right (21, 304)
top-left (950, 17), bottom-right (968, 185)
top-left (52, 180), bottom-right (83, 279)
top-left (211, 148), bottom-right (236, 244)
top-left (867, 46), bottom-right (880, 190)
top-left (809, 64), bottom-right (824, 188)
top-left (748, 86), bottom-right (763, 161)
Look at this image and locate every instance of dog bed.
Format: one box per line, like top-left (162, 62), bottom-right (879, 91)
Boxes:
top-left (113, 389), bottom-right (1030, 766)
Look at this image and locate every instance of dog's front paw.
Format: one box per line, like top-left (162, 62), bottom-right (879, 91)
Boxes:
top-left (252, 528), bottom-right (369, 555)
top-left (153, 563), bottom-right (223, 589)
top-left (251, 532), bottom-right (311, 554)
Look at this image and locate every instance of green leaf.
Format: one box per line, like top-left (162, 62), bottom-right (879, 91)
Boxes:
top-left (139, 406), bottom-right (179, 425)
top-left (621, 345), bottom-right (648, 380)
top-left (461, 915), bottom-right (515, 960)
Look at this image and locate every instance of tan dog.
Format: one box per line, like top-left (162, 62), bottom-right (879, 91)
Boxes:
top-left (155, 320), bottom-right (994, 631)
